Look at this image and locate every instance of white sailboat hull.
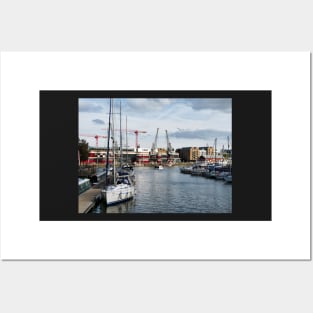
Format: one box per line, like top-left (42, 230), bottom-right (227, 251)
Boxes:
top-left (103, 184), bottom-right (135, 206)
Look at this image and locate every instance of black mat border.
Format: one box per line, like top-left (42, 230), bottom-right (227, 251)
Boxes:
top-left (40, 90), bottom-right (271, 221)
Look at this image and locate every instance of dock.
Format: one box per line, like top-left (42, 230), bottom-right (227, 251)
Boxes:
top-left (78, 188), bottom-right (103, 214)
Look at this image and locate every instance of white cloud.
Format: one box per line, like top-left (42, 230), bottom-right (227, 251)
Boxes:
top-left (187, 98), bottom-right (232, 112)
top-left (79, 98), bottom-right (232, 149)
top-left (125, 98), bottom-right (171, 112)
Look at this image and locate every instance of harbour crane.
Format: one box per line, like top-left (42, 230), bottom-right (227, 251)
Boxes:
top-left (165, 130), bottom-right (174, 154)
top-left (101, 128), bottom-right (147, 151)
top-left (79, 134), bottom-right (107, 148)
top-left (129, 130), bottom-right (147, 150)
top-left (151, 128), bottom-right (159, 154)
top-left (165, 130), bottom-right (180, 164)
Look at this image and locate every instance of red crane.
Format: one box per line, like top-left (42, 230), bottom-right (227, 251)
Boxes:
top-left (101, 128), bottom-right (147, 150)
top-left (131, 130), bottom-right (147, 150)
top-left (79, 134), bottom-right (107, 148)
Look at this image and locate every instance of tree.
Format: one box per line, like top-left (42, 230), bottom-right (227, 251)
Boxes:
top-left (78, 139), bottom-right (89, 162)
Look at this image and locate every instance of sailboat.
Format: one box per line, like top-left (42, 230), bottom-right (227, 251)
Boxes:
top-left (102, 99), bottom-right (135, 206)
top-left (224, 136), bottom-right (232, 183)
top-left (104, 173), bottom-right (135, 205)
top-left (119, 114), bottom-right (135, 180)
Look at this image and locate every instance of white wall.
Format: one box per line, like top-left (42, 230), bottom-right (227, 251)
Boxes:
top-left (0, 1), bottom-right (312, 313)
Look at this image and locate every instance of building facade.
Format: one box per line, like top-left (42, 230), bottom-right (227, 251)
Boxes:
top-left (179, 147), bottom-right (200, 162)
top-left (135, 147), bottom-right (150, 164)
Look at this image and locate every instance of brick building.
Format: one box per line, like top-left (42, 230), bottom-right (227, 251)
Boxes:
top-left (179, 147), bottom-right (200, 162)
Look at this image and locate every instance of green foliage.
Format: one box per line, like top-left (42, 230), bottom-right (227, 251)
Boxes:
top-left (78, 138), bottom-right (89, 161)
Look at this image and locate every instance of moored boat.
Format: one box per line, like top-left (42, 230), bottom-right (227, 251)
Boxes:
top-left (191, 167), bottom-right (206, 176)
top-left (91, 167), bottom-right (108, 183)
top-left (102, 98), bottom-right (136, 206)
top-left (207, 170), bottom-right (217, 179)
top-left (216, 171), bottom-right (231, 180)
top-left (119, 164), bottom-right (135, 182)
top-left (190, 162), bottom-right (207, 176)
top-left (180, 166), bottom-right (193, 174)
top-left (78, 178), bottom-right (91, 194)
top-left (224, 175), bottom-right (232, 183)
top-left (103, 174), bottom-right (135, 205)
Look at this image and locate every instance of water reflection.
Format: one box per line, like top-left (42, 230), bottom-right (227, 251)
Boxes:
top-left (91, 167), bottom-right (232, 214)
top-left (106, 199), bottom-right (136, 213)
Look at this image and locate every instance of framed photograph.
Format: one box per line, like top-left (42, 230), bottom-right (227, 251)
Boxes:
top-left (0, 52), bottom-right (310, 260)
top-left (77, 96), bottom-right (233, 215)
top-left (40, 90), bottom-right (271, 221)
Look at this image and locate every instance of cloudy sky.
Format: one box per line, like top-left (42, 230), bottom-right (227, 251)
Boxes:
top-left (79, 98), bottom-right (232, 150)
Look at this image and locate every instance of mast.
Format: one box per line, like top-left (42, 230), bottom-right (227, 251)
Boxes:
top-left (227, 135), bottom-right (230, 171)
top-left (119, 101), bottom-right (122, 167)
top-left (214, 138), bottom-right (217, 169)
top-left (112, 99), bottom-right (116, 185)
top-left (126, 116), bottom-right (128, 163)
top-left (105, 98), bottom-right (112, 186)
top-left (230, 135), bottom-right (233, 171)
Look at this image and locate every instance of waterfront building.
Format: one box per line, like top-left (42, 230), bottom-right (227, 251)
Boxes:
top-left (155, 148), bottom-right (167, 163)
top-left (135, 147), bottom-right (150, 165)
top-left (206, 154), bottom-right (224, 163)
top-left (81, 147), bottom-right (137, 165)
top-left (178, 146), bottom-right (226, 163)
top-left (198, 146), bottom-right (215, 156)
top-left (179, 147), bottom-right (200, 162)
top-left (86, 148), bottom-right (107, 164)
top-left (149, 147), bottom-right (179, 164)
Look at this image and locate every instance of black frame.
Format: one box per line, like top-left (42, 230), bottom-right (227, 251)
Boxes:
top-left (40, 91), bottom-right (271, 221)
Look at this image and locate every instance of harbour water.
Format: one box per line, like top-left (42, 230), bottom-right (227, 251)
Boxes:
top-left (91, 166), bottom-right (232, 214)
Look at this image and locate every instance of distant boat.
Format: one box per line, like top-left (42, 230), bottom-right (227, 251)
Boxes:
top-left (191, 167), bottom-right (206, 176)
top-left (155, 165), bottom-right (164, 170)
top-left (216, 171), bottom-right (231, 180)
top-left (206, 170), bottom-right (217, 179)
top-left (224, 175), bottom-right (232, 183)
top-left (180, 166), bottom-right (193, 174)
top-left (190, 162), bottom-right (207, 176)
